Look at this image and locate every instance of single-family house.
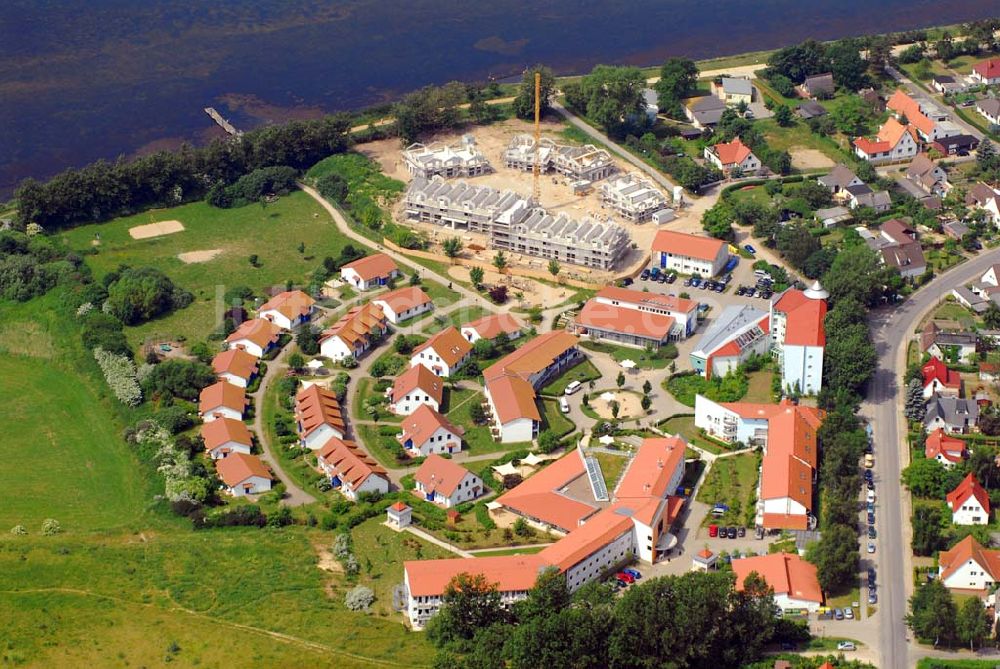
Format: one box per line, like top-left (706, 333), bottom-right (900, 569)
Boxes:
top-left (980, 361), bottom-right (1000, 383)
top-left (819, 164), bottom-right (865, 196)
top-left (863, 219), bottom-right (927, 280)
top-left (938, 535), bottom-right (1000, 593)
top-left (201, 417), bottom-right (253, 460)
top-left (943, 220), bottom-right (971, 240)
top-left (925, 394), bottom-right (979, 434)
top-left (796, 100), bottom-right (828, 120)
top-left (801, 73), bottom-right (834, 99)
top-left (932, 134), bottom-right (979, 156)
top-left (853, 117), bottom-right (919, 163)
top-left (199, 381), bottom-right (246, 422)
top-left (410, 326), bottom-right (473, 377)
top-left (971, 58), bottom-right (1000, 86)
top-left (212, 348), bottom-right (259, 388)
top-left (684, 95), bottom-right (727, 129)
top-left (814, 206), bottom-right (852, 228)
top-left (215, 453), bottom-right (272, 497)
top-left (714, 77), bottom-right (754, 106)
top-left (906, 153), bottom-right (949, 196)
top-left (340, 253), bottom-right (401, 290)
top-left (373, 286), bottom-right (433, 324)
top-left (932, 75), bottom-right (967, 94)
top-left (731, 553), bottom-right (823, 612)
top-left (388, 363), bottom-right (444, 415)
top-left (925, 427), bottom-right (968, 467)
top-left (844, 184), bottom-right (892, 212)
top-left (690, 304), bottom-right (770, 379)
top-left (976, 99), bottom-right (1000, 126)
top-left (460, 313), bottom-right (523, 344)
top-left (982, 264), bottom-right (1000, 288)
top-left (704, 138), bottom-right (760, 176)
top-left (294, 384), bottom-right (346, 450)
top-left (966, 182), bottom-right (1000, 225)
top-left (317, 438), bottom-right (389, 501)
top-left (651, 229), bottom-right (729, 277)
top-left (319, 302), bottom-right (387, 361)
top-left (398, 404), bottom-right (463, 456)
top-left (413, 454), bottom-right (483, 508)
top-left (225, 318), bottom-right (283, 358)
top-left (922, 356), bottom-right (962, 399)
top-left (947, 474), bottom-right (990, 526)
top-left (258, 290), bottom-right (316, 330)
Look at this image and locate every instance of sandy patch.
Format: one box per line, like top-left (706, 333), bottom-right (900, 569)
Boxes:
top-left (789, 147), bottom-right (835, 170)
top-left (178, 249), bottom-right (222, 263)
top-left (129, 220), bottom-right (184, 239)
top-left (447, 265), bottom-right (572, 308)
top-left (591, 390), bottom-right (644, 420)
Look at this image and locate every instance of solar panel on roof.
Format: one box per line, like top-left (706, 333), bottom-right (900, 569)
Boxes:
top-left (585, 456), bottom-right (609, 502)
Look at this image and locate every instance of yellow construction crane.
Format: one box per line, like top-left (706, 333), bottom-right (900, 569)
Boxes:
top-left (532, 71), bottom-right (541, 203)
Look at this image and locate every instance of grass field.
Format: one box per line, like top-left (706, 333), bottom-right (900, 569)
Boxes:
top-left (445, 387), bottom-right (532, 455)
top-left (593, 450), bottom-right (630, 494)
top-left (659, 415), bottom-right (728, 455)
top-left (745, 370), bottom-right (775, 402)
top-left (695, 452), bottom-right (759, 527)
top-left (472, 546), bottom-right (548, 557)
top-left (540, 398), bottom-right (575, 437)
top-left (539, 359), bottom-right (602, 395)
top-left (578, 339), bottom-right (677, 370)
top-left (757, 118), bottom-right (850, 168)
top-left (422, 305), bottom-right (492, 335)
top-left (58, 191), bottom-right (370, 351)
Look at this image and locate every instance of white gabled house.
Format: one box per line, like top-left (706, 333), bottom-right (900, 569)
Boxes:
top-left (215, 453), bottom-right (272, 497)
top-left (372, 286), bottom-right (433, 324)
top-left (387, 364), bottom-right (444, 415)
top-left (258, 290), bottom-right (316, 330)
top-left (200, 417), bottom-right (254, 460)
top-left (225, 318), bottom-right (283, 358)
top-left (947, 474), bottom-right (991, 526)
top-left (703, 137), bottom-right (760, 176)
top-left (340, 253), bottom-right (401, 290)
top-left (410, 326), bottom-right (473, 377)
top-left (318, 302), bottom-right (387, 361)
top-left (317, 438), bottom-right (389, 501)
top-left (294, 384), bottom-right (346, 450)
top-left (398, 405), bottom-right (463, 457)
top-left (413, 454), bottom-right (483, 508)
top-left (198, 381), bottom-right (246, 423)
top-left (853, 118), bottom-right (919, 163)
top-left (938, 535), bottom-right (1000, 593)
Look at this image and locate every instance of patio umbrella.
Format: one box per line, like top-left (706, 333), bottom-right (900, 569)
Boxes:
top-left (620, 359), bottom-right (637, 370)
top-left (600, 392), bottom-right (616, 402)
top-left (598, 434), bottom-right (616, 446)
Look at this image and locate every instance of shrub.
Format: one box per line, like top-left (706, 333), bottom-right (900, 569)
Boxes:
top-left (104, 267), bottom-right (192, 325)
top-left (10, 525), bottom-right (27, 536)
top-left (344, 585), bottom-right (375, 612)
top-left (40, 519), bottom-right (61, 536)
top-left (81, 311), bottom-right (131, 357)
top-left (142, 359), bottom-right (216, 401)
top-left (93, 347), bottom-right (142, 406)
top-left (155, 405), bottom-right (195, 434)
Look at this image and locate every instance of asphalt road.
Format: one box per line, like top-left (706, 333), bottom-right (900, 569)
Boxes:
top-left (867, 248), bottom-right (1000, 668)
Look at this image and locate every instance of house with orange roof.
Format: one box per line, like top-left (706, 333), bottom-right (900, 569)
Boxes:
top-left (938, 534), bottom-right (1000, 593)
top-left (695, 395), bottom-right (823, 530)
top-left (770, 284), bottom-right (828, 395)
top-left (212, 348), bottom-right (259, 388)
top-left (853, 117), bottom-right (919, 163)
top-left (690, 304), bottom-right (770, 378)
top-left (482, 331), bottom-right (582, 443)
top-left (972, 58), bottom-right (1000, 86)
top-left (294, 384), bottom-right (346, 450)
top-left (200, 417), bottom-right (253, 460)
top-left (199, 381), bottom-right (246, 422)
top-left (258, 290), bottom-right (316, 330)
top-left (924, 428), bottom-right (968, 467)
top-left (573, 300), bottom-right (674, 350)
top-left (398, 404), bottom-right (463, 456)
top-left (317, 438), bottom-right (389, 501)
top-left (225, 318), bottom-right (283, 358)
top-left (413, 454), bottom-right (483, 508)
top-left (593, 285), bottom-right (699, 338)
top-left (215, 452), bottom-right (272, 497)
top-left (340, 253), bottom-right (401, 290)
top-left (372, 286), bottom-right (433, 324)
top-left (731, 552), bottom-right (823, 612)
top-left (387, 364), bottom-right (444, 415)
top-left (651, 229), bottom-right (730, 278)
top-left (922, 356), bottom-right (962, 399)
top-left (703, 137), bottom-right (760, 176)
top-left (410, 326), bottom-right (472, 377)
top-left (403, 437), bottom-right (688, 628)
top-left (948, 473), bottom-right (991, 525)
top-left (460, 313), bottom-right (523, 344)
top-left (318, 302), bottom-right (388, 361)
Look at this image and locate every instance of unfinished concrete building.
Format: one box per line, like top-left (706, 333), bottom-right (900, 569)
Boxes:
top-left (599, 174), bottom-right (668, 222)
top-left (404, 176), bottom-right (630, 270)
top-left (503, 134), bottom-right (615, 183)
top-left (403, 136), bottom-right (492, 179)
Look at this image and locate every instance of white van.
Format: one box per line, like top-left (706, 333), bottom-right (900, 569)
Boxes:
top-left (564, 380), bottom-right (582, 395)
top-left (753, 269), bottom-right (772, 280)
top-left (559, 397), bottom-right (570, 414)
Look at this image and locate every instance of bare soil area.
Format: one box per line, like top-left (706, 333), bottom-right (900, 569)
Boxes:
top-left (178, 249), bottom-right (222, 263)
top-left (789, 147), bottom-right (835, 170)
top-left (128, 219), bottom-right (184, 239)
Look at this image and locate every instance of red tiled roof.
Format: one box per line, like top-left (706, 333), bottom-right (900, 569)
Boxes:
top-left (390, 501), bottom-right (409, 512)
top-left (201, 417), bottom-right (253, 451)
top-left (225, 318), bottom-right (282, 349)
top-left (259, 290), bottom-right (315, 322)
top-left (412, 326), bottom-right (473, 368)
top-left (495, 449), bottom-right (596, 531)
top-left (595, 286), bottom-right (698, 314)
top-left (294, 384), bottom-right (345, 437)
top-left (853, 137), bottom-right (891, 155)
top-left (576, 300), bottom-right (675, 341)
top-left (318, 438), bottom-right (386, 489)
top-left (374, 286), bottom-right (432, 314)
top-left (615, 437), bottom-right (686, 501)
top-left (939, 535), bottom-right (1000, 584)
top-left (399, 405), bottom-right (462, 447)
top-left (462, 313), bottom-right (523, 340)
top-left (887, 89), bottom-right (935, 136)
top-left (341, 253), bottom-right (399, 281)
top-left (391, 364), bottom-right (444, 406)
top-left (212, 348), bottom-right (259, 382)
top-left (709, 137), bottom-right (753, 166)
top-left (947, 473), bottom-right (991, 517)
top-left (320, 302), bottom-right (387, 348)
top-left (651, 229), bottom-right (727, 262)
top-left (922, 356), bottom-right (961, 390)
top-left (215, 452), bottom-right (271, 487)
top-left (774, 289), bottom-right (826, 347)
top-left (877, 116), bottom-right (917, 147)
top-left (404, 554), bottom-right (548, 597)
top-left (925, 428), bottom-right (968, 463)
top-left (199, 381), bottom-right (246, 415)
top-left (974, 58), bottom-right (1000, 80)
top-left (483, 331), bottom-right (579, 382)
top-left (538, 503), bottom-right (634, 571)
top-left (731, 552), bottom-right (822, 604)
top-left (414, 453), bottom-right (475, 497)
top-left (485, 374), bottom-right (541, 423)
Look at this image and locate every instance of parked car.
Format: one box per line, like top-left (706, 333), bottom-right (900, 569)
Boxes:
top-left (868, 526), bottom-right (877, 540)
top-left (657, 273), bottom-right (667, 283)
top-left (759, 290), bottom-right (772, 299)
top-left (622, 277), bottom-right (633, 287)
top-left (867, 512), bottom-right (875, 525)
top-left (616, 572), bottom-right (635, 584)
top-left (745, 287), bottom-right (756, 297)
top-left (714, 283), bottom-right (724, 293)
top-left (737, 527), bottom-right (746, 538)
top-left (709, 524), bottom-right (719, 537)
top-left (666, 273), bottom-right (677, 284)
top-left (744, 244), bottom-right (757, 254)
top-left (736, 286), bottom-right (746, 296)
top-left (640, 269), bottom-right (650, 280)
top-left (844, 607), bottom-right (854, 620)
top-left (866, 490), bottom-right (875, 503)
top-left (868, 541), bottom-right (876, 554)
top-left (864, 453), bottom-right (874, 468)
top-left (864, 469), bottom-right (873, 481)
top-left (683, 278), bottom-right (692, 287)
top-left (559, 397), bottom-right (570, 414)
top-left (623, 568), bottom-right (642, 579)
top-left (727, 527), bottom-right (738, 539)
top-left (866, 502), bottom-right (875, 514)
top-left (564, 381), bottom-right (583, 396)
top-left (834, 609), bottom-right (844, 620)
top-left (868, 591), bottom-right (877, 604)
top-left (868, 567), bottom-right (876, 583)
top-left (616, 578), bottom-right (628, 588)
top-left (837, 641), bottom-right (856, 651)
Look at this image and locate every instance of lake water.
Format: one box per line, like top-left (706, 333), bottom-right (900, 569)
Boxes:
top-left (0, 0), bottom-right (996, 197)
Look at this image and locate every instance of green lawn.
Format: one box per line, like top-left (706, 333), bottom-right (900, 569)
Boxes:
top-left (659, 415), bottom-right (730, 455)
top-left (540, 398), bottom-right (575, 437)
top-left (423, 305), bottom-right (492, 335)
top-left (352, 376), bottom-right (400, 423)
top-left (446, 387), bottom-right (532, 455)
top-left (930, 300), bottom-right (981, 330)
top-left (357, 423), bottom-right (410, 468)
top-left (578, 340), bottom-right (678, 370)
top-left (59, 191), bottom-right (370, 351)
top-left (472, 546), bottom-right (548, 557)
top-left (665, 371), bottom-right (748, 407)
top-left (695, 452), bottom-right (760, 527)
top-left (593, 450), bottom-right (630, 494)
top-left (0, 526), bottom-right (440, 668)
top-left (539, 359), bottom-right (602, 395)
top-left (745, 370), bottom-right (775, 402)
top-left (756, 118), bottom-right (852, 169)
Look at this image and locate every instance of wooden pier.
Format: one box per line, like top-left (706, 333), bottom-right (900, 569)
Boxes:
top-left (204, 107), bottom-right (242, 137)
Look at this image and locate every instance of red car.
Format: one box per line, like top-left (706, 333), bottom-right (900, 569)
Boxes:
top-left (708, 524), bottom-right (719, 537)
top-left (616, 572), bottom-right (635, 584)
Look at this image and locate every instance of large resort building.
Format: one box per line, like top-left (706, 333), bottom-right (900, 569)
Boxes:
top-left (404, 436), bottom-right (687, 628)
top-left (572, 286), bottom-right (699, 348)
top-left (404, 176), bottom-right (631, 270)
top-left (503, 134), bottom-right (615, 183)
top-left (402, 137), bottom-right (492, 179)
